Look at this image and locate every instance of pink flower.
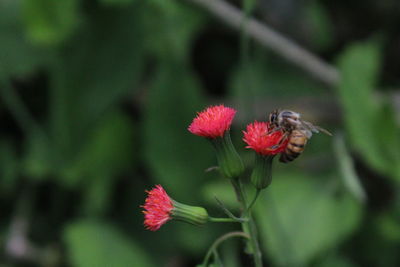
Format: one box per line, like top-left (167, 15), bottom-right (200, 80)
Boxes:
top-left (188, 105), bottom-right (236, 138)
top-left (243, 121), bottom-right (288, 155)
top-left (142, 185), bottom-right (173, 231)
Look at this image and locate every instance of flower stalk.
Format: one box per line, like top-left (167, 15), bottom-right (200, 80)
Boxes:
top-left (201, 231), bottom-right (250, 267)
top-left (231, 178), bottom-right (263, 267)
top-left (208, 217), bottom-right (242, 223)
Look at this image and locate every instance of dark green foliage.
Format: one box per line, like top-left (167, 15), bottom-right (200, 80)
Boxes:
top-left (64, 220), bottom-right (154, 267)
top-left (1, 0), bottom-right (400, 266)
top-left (336, 41), bottom-right (400, 181)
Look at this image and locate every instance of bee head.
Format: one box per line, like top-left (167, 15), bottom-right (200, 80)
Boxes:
top-left (268, 110), bottom-right (279, 127)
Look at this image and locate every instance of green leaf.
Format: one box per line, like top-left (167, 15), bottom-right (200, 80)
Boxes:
top-left (304, 0), bottom-right (334, 50)
top-left (220, 240), bottom-right (241, 267)
top-left (316, 254), bottom-right (356, 267)
top-left (100, 0), bottom-right (135, 6)
top-left (22, 129), bottom-right (53, 180)
top-left (228, 57), bottom-right (325, 108)
top-left (374, 102), bottom-right (400, 180)
top-left (0, 140), bottom-right (19, 193)
top-left (377, 214), bottom-right (400, 242)
top-left (64, 220), bottom-right (154, 267)
top-left (336, 41), bottom-right (400, 180)
top-left (49, 6), bottom-right (144, 160)
top-left (143, 63), bottom-right (211, 200)
top-left (334, 134), bottom-right (366, 203)
top-left (62, 111), bottom-right (136, 184)
top-left (202, 181), bottom-right (238, 210)
top-left (176, 223), bottom-right (216, 255)
top-left (143, 0), bottom-right (204, 61)
top-left (0, 0), bottom-right (46, 77)
top-left (336, 42), bottom-right (381, 162)
top-left (255, 173), bottom-right (362, 266)
top-left (22, 0), bottom-right (80, 45)
top-left (62, 111), bottom-right (136, 214)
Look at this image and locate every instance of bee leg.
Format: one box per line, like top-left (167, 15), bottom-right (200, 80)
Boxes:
top-left (265, 126), bottom-right (282, 135)
top-left (266, 132), bottom-right (289, 150)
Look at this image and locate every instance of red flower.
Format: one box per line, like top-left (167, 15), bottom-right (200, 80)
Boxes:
top-left (142, 185), bottom-right (173, 231)
top-left (188, 105), bottom-right (236, 138)
top-left (243, 121), bottom-right (288, 155)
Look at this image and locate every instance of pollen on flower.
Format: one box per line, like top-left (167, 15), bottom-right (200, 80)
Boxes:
top-left (188, 105), bottom-right (236, 138)
top-left (243, 121), bottom-right (288, 155)
top-left (142, 185), bottom-right (174, 231)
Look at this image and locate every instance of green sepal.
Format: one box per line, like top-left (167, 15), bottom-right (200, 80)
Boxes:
top-left (210, 132), bottom-right (244, 179)
top-left (251, 154), bottom-right (274, 190)
top-left (171, 200), bottom-right (209, 226)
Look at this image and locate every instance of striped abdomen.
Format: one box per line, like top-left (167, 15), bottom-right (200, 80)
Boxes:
top-left (279, 130), bottom-right (308, 163)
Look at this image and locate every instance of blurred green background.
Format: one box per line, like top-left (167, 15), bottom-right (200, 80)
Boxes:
top-left (1, 0), bottom-right (400, 266)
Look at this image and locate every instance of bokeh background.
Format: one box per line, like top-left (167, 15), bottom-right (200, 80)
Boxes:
top-left (1, 0), bottom-right (400, 266)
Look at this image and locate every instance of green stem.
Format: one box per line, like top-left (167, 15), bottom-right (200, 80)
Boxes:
top-left (231, 178), bottom-right (263, 267)
top-left (0, 81), bottom-right (61, 167)
top-left (212, 249), bottom-right (223, 266)
top-left (247, 189), bottom-right (261, 213)
top-left (214, 197), bottom-right (248, 222)
top-left (202, 231), bottom-right (249, 266)
top-left (209, 217), bottom-right (241, 223)
top-left (240, 0), bottom-right (254, 66)
top-left (0, 81), bottom-right (41, 133)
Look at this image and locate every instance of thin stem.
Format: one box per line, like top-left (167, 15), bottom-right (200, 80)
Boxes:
top-left (238, 0), bottom-right (255, 112)
top-left (0, 81), bottom-right (60, 165)
top-left (214, 197), bottom-right (248, 222)
top-left (0, 81), bottom-right (41, 133)
top-left (186, 0), bottom-right (340, 86)
top-left (239, 0), bottom-right (252, 66)
top-left (231, 178), bottom-right (246, 208)
top-left (202, 231), bottom-right (249, 266)
top-left (213, 249), bottom-right (223, 266)
top-left (208, 217), bottom-right (241, 223)
top-left (231, 178), bottom-right (263, 267)
top-left (247, 189), bottom-right (261, 212)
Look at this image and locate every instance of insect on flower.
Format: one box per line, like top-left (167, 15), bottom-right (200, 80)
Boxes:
top-left (268, 109), bottom-right (332, 163)
top-left (243, 121), bottom-right (288, 156)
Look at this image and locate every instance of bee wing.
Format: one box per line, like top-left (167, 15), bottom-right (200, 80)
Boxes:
top-left (300, 120), bottom-right (315, 131)
top-left (300, 120), bottom-right (332, 136)
top-left (315, 126), bottom-right (333, 136)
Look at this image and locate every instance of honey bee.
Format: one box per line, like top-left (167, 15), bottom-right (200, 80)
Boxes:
top-left (268, 109), bottom-right (332, 163)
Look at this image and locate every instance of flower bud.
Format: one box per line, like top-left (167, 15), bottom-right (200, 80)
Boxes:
top-left (210, 132), bottom-right (244, 178)
top-left (171, 201), bottom-right (209, 227)
top-left (251, 154), bottom-right (274, 189)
